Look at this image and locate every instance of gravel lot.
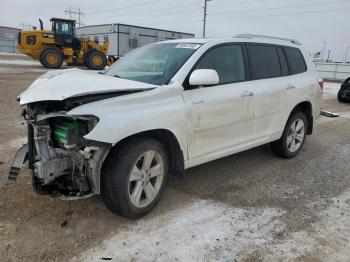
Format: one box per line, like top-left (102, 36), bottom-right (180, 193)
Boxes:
top-left (0, 53), bottom-right (350, 262)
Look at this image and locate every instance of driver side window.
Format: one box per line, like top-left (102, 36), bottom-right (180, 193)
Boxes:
top-left (195, 45), bottom-right (246, 85)
top-left (55, 22), bottom-right (73, 35)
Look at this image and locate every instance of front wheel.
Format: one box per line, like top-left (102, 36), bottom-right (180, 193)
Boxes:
top-left (271, 111), bottom-right (308, 158)
top-left (85, 50), bottom-right (107, 70)
top-left (101, 138), bottom-right (168, 218)
top-left (39, 48), bottom-right (64, 69)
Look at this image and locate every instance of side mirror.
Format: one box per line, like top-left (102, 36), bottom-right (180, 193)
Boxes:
top-left (189, 69), bottom-right (219, 86)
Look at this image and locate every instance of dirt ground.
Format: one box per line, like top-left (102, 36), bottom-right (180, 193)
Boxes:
top-left (0, 53), bottom-right (350, 262)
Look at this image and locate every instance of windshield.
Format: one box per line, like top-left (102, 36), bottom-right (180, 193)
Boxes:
top-left (105, 43), bottom-right (202, 85)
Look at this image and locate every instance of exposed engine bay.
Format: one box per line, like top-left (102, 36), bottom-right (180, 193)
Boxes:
top-left (9, 67), bottom-right (155, 201)
top-left (10, 98), bottom-right (113, 199)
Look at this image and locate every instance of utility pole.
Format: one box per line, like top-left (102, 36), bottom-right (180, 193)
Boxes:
top-left (326, 50), bottom-right (331, 63)
top-left (203, 0), bottom-right (212, 38)
top-left (65, 7), bottom-right (85, 27)
top-left (321, 41), bottom-right (327, 62)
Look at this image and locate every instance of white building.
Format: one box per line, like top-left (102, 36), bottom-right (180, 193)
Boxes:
top-left (76, 23), bottom-right (194, 56)
top-left (0, 26), bottom-right (21, 53)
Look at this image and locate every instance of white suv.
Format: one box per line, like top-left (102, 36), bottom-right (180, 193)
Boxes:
top-left (11, 35), bottom-right (322, 218)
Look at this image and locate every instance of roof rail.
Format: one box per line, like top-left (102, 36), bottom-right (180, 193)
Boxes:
top-left (235, 34), bottom-right (301, 45)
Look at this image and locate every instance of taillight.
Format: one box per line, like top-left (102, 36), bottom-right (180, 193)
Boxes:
top-left (318, 78), bottom-right (324, 91)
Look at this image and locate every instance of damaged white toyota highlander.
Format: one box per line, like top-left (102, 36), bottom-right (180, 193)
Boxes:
top-left (10, 35), bottom-right (322, 218)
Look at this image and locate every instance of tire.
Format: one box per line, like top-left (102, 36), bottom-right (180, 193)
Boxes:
top-left (83, 49), bottom-right (93, 68)
top-left (85, 50), bottom-right (107, 70)
top-left (271, 111), bottom-right (308, 159)
top-left (338, 85), bottom-right (349, 103)
top-left (101, 138), bottom-right (168, 219)
top-left (39, 48), bottom-right (64, 69)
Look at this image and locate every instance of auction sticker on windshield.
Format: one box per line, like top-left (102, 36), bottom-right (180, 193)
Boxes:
top-left (175, 43), bottom-right (201, 49)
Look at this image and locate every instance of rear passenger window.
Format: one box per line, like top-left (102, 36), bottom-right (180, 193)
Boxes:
top-left (195, 45), bottom-right (246, 85)
top-left (246, 44), bottom-right (281, 79)
top-left (284, 47), bottom-right (307, 74)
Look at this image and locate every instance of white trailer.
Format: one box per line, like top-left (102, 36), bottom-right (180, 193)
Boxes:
top-left (76, 23), bottom-right (194, 57)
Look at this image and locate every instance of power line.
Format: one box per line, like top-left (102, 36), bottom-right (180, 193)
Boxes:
top-left (210, 0), bottom-right (264, 8)
top-left (92, 0), bottom-right (267, 24)
top-left (87, 0), bottom-right (265, 20)
top-left (65, 7), bottom-right (85, 27)
top-left (88, 1), bottom-right (201, 18)
top-left (86, 0), bottom-right (162, 16)
top-left (207, 7), bottom-right (350, 21)
top-left (209, 0), bottom-right (350, 16)
top-left (125, 6), bottom-right (350, 25)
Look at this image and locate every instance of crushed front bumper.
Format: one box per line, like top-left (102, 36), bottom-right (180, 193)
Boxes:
top-left (8, 144), bottom-right (28, 181)
top-left (9, 122), bottom-right (111, 198)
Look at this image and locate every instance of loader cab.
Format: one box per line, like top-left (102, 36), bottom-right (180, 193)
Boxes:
top-left (51, 18), bottom-right (80, 50)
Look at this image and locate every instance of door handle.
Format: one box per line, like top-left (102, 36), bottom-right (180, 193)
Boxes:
top-left (241, 90), bottom-right (254, 97)
top-left (286, 85), bottom-right (296, 90)
top-left (192, 100), bottom-right (205, 105)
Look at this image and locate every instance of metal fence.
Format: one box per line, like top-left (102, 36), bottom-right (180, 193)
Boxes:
top-left (315, 62), bottom-right (350, 81)
top-left (0, 37), bottom-right (19, 53)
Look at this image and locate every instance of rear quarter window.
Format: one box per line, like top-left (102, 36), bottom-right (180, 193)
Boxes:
top-left (284, 47), bottom-right (307, 74)
top-left (246, 44), bottom-right (282, 80)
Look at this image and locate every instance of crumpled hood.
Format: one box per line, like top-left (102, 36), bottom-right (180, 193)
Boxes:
top-left (19, 68), bottom-right (156, 105)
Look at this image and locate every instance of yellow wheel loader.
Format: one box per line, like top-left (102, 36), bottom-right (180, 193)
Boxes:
top-left (17, 18), bottom-right (112, 70)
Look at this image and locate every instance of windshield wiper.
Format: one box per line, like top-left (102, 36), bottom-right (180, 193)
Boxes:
top-left (113, 74), bottom-right (122, 78)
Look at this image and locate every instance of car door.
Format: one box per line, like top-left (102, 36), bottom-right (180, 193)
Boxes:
top-left (245, 44), bottom-right (297, 143)
top-left (182, 44), bottom-right (255, 161)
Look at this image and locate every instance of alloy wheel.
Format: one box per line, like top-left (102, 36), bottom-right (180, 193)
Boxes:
top-left (128, 150), bottom-right (165, 208)
top-left (287, 119), bottom-right (305, 153)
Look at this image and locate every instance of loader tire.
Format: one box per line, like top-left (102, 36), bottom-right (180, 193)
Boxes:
top-left (39, 48), bottom-right (64, 69)
top-left (338, 85), bottom-right (350, 103)
top-left (85, 50), bottom-right (107, 70)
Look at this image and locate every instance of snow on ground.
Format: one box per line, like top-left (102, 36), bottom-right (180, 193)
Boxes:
top-left (0, 59), bottom-right (40, 66)
top-left (72, 190), bottom-right (350, 262)
top-left (322, 82), bottom-right (341, 100)
top-left (323, 82), bottom-right (341, 95)
top-left (0, 67), bottom-right (47, 73)
top-left (0, 52), bottom-right (25, 56)
top-left (72, 200), bottom-right (284, 261)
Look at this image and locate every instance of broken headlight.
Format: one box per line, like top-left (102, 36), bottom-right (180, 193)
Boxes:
top-left (50, 116), bottom-right (98, 149)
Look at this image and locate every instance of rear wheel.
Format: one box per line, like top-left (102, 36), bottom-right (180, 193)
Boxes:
top-left (101, 138), bottom-right (168, 218)
top-left (39, 48), bottom-right (64, 69)
top-left (85, 50), bottom-right (107, 70)
top-left (271, 111), bottom-right (308, 158)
